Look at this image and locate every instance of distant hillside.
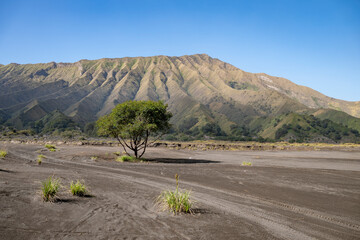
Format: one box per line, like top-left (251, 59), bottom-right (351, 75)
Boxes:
top-left (258, 113), bottom-right (359, 143)
top-left (0, 54), bottom-right (359, 142)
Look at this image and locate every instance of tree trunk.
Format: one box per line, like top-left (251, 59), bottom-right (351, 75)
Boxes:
top-left (134, 147), bottom-right (138, 158)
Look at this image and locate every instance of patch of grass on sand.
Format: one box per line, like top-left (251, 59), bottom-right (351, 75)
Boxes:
top-left (242, 161), bottom-right (252, 166)
top-left (0, 150), bottom-right (7, 158)
top-left (37, 154), bottom-right (45, 165)
top-left (45, 144), bottom-right (56, 152)
top-left (116, 155), bottom-right (143, 162)
top-left (157, 174), bottom-right (193, 214)
top-left (41, 176), bottom-right (60, 202)
top-left (70, 180), bottom-right (87, 196)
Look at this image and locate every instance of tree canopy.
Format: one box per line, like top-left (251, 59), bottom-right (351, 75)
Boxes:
top-left (96, 100), bottom-right (172, 158)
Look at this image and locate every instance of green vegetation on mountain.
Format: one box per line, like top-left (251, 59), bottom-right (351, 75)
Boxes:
top-left (259, 113), bottom-right (359, 143)
top-left (311, 109), bottom-right (360, 132)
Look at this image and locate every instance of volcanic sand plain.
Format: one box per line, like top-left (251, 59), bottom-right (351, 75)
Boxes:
top-left (0, 143), bottom-right (359, 240)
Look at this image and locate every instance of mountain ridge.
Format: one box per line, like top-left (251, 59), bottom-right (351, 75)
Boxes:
top-left (0, 54), bottom-right (359, 142)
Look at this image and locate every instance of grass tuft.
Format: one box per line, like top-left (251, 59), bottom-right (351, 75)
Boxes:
top-left (116, 155), bottom-right (142, 162)
top-left (157, 174), bottom-right (193, 214)
top-left (70, 180), bottom-right (87, 196)
top-left (45, 144), bottom-right (56, 151)
top-left (37, 154), bottom-right (45, 165)
top-left (0, 150), bottom-right (7, 158)
top-left (41, 176), bottom-right (60, 202)
top-left (242, 161), bottom-right (252, 166)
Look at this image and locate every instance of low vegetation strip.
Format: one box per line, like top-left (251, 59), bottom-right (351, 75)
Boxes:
top-left (1, 139), bottom-right (360, 152)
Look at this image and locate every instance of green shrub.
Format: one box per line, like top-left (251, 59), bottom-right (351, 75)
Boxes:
top-left (242, 161), bottom-right (252, 166)
top-left (70, 180), bottom-right (87, 196)
top-left (0, 150), bottom-right (7, 158)
top-left (157, 174), bottom-right (193, 214)
top-left (116, 155), bottom-right (142, 162)
top-left (45, 144), bottom-right (56, 151)
top-left (41, 177), bottom-right (60, 201)
top-left (37, 154), bottom-right (45, 165)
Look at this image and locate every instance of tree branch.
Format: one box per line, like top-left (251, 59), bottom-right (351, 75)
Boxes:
top-left (116, 136), bottom-right (131, 156)
top-left (139, 130), bottom-right (149, 158)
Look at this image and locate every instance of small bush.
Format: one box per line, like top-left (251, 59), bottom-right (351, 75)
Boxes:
top-left (0, 150), bottom-right (7, 158)
top-left (45, 144), bottom-right (56, 151)
top-left (116, 155), bottom-right (142, 162)
top-left (41, 177), bottom-right (60, 202)
top-left (90, 156), bottom-right (98, 160)
top-left (70, 180), bottom-right (87, 196)
top-left (157, 174), bottom-right (193, 214)
top-left (37, 154), bottom-right (45, 165)
top-left (242, 161), bottom-right (252, 166)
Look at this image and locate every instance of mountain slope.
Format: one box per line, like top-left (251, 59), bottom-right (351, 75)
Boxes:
top-left (0, 54), bottom-right (359, 140)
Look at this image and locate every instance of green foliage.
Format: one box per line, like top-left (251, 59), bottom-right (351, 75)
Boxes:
top-left (242, 161), bottom-right (252, 166)
top-left (0, 150), bottom-right (7, 158)
top-left (84, 122), bottom-right (97, 136)
top-left (314, 109), bottom-right (360, 132)
top-left (178, 117), bottom-right (198, 134)
top-left (157, 174), bottom-right (193, 214)
top-left (273, 114), bottom-right (360, 142)
top-left (116, 155), bottom-right (141, 162)
top-left (41, 177), bottom-right (60, 202)
top-left (201, 122), bottom-right (225, 136)
top-left (70, 180), bottom-right (87, 196)
top-left (45, 144), bottom-right (56, 151)
top-left (97, 100), bottom-right (172, 158)
top-left (41, 111), bottom-right (78, 134)
top-left (37, 154), bottom-right (45, 165)
top-left (228, 81), bottom-right (259, 91)
top-left (59, 130), bottom-right (82, 139)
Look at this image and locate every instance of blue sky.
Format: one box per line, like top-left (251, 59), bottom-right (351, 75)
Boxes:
top-left (0, 0), bottom-right (359, 101)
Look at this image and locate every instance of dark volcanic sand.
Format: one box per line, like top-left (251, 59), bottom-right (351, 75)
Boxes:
top-left (0, 143), bottom-right (359, 240)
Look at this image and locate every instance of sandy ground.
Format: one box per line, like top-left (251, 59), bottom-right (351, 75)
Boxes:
top-left (0, 143), bottom-right (359, 240)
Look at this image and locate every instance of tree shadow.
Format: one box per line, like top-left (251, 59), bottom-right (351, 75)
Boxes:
top-left (144, 158), bottom-right (219, 164)
top-left (54, 198), bottom-right (78, 203)
top-left (0, 169), bottom-right (13, 173)
top-left (191, 208), bottom-right (213, 214)
top-left (81, 194), bottom-right (94, 198)
top-left (54, 194), bottom-right (94, 203)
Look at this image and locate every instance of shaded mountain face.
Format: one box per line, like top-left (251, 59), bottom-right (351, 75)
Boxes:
top-left (0, 54), bottom-right (359, 140)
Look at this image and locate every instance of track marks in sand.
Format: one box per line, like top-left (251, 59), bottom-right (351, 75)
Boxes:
top-left (8, 147), bottom-right (360, 239)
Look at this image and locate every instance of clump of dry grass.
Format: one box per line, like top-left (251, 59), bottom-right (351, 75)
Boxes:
top-left (45, 144), bottom-right (56, 152)
top-left (70, 180), bottom-right (87, 196)
top-left (157, 174), bottom-right (193, 214)
top-left (37, 154), bottom-right (45, 165)
top-left (242, 161), bottom-right (252, 166)
top-left (41, 176), bottom-right (60, 202)
top-left (116, 155), bottom-right (143, 162)
top-left (0, 150), bottom-right (7, 158)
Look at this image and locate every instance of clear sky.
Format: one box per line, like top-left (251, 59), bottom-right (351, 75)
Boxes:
top-left (0, 0), bottom-right (359, 101)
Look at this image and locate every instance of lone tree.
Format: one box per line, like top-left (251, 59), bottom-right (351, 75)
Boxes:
top-left (96, 100), bottom-right (172, 158)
